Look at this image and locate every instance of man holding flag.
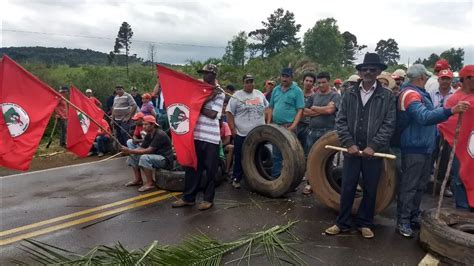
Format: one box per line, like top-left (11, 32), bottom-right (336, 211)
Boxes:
top-left (439, 65), bottom-right (474, 210)
top-left (169, 64), bottom-right (225, 211)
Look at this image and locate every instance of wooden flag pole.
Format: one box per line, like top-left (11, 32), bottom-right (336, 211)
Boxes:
top-left (436, 113), bottom-right (463, 220)
top-left (324, 145), bottom-right (397, 160)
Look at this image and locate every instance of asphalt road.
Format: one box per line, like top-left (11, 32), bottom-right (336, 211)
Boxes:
top-left (0, 158), bottom-right (447, 265)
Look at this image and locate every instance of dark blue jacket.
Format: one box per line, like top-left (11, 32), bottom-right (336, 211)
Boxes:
top-left (397, 84), bottom-right (452, 154)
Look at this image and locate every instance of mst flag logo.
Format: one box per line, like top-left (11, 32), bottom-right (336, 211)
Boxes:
top-left (2, 103), bottom-right (30, 137)
top-left (167, 103), bottom-right (190, 135)
top-left (469, 131), bottom-right (474, 159)
top-left (77, 111), bottom-right (90, 134)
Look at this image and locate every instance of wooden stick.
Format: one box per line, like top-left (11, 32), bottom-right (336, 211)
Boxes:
top-left (324, 145), bottom-right (396, 160)
top-left (98, 152), bottom-right (122, 162)
top-left (436, 113), bottom-right (463, 220)
top-left (432, 138), bottom-right (446, 197)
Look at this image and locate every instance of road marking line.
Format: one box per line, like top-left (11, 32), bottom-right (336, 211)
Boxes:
top-left (0, 190), bottom-right (166, 237)
top-left (0, 192), bottom-right (181, 246)
top-left (0, 157), bottom-right (124, 180)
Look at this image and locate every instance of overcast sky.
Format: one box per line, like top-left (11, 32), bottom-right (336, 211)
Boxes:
top-left (1, 0), bottom-right (473, 66)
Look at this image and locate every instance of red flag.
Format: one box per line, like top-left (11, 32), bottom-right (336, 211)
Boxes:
top-left (438, 90), bottom-right (474, 207)
top-left (66, 86), bottom-right (104, 157)
top-left (0, 55), bottom-right (60, 170)
top-left (0, 58), bottom-right (15, 156)
top-left (157, 65), bottom-right (212, 169)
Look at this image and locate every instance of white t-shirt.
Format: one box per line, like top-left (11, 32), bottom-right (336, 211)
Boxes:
top-left (226, 89), bottom-right (268, 137)
top-left (425, 75), bottom-right (439, 93)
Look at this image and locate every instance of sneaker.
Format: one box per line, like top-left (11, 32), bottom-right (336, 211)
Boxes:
top-left (358, 227), bottom-right (374, 239)
top-left (87, 152), bottom-right (94, 157)
top-left (232, 181), bottom-right (241, 189)
top-left (444, 187), bottom-right (453, 197)
top-left (197, 201), bottom-right (213, 211)
top-left (171, 199), bottom-right (195, 208)
top-left (98, 152), bottom-right (104, 157)
top-left (397, 223), bottom-right (414, 238)
top-left (302, 184), bottom-right (312, 195)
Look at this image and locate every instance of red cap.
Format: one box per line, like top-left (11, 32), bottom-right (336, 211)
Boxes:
top-left (438, 69), bottom-right (453, 79)
top-left (131, 112), bottom-right (145, 120)
top-left (434, 59), bottom-right (450, 71)
top-left (334, 79), bottom-right (342, 85)
top-left (142, 93), bottom-right (152, 100)
top-left (459, 65), bottom-right (474, 78)
top-left (143, 115), bottom-right (157, 124)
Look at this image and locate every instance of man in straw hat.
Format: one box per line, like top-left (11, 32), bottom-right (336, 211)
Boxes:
top-left (325, 53), bottom-right (396, 239)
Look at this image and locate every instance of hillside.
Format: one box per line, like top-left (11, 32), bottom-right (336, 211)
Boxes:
top-left (0, 46), bottom-right (145, 66)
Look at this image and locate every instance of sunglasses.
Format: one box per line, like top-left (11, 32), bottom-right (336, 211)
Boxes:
top-left (360, 67), bottom-right (378, 73)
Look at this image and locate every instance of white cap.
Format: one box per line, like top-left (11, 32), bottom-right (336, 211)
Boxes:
top-left (85, 89), bottom-right (92, 93)
top-left (392, 69), bottom-right (407, 78)
top-left (347, 74), bottom-right (360, 83)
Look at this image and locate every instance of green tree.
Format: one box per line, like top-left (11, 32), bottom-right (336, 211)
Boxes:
top-left (375, 38), bottom-right (400, 66)
top-left (223, 31), bottom-right (248, 68)
top-left (341, 31), bottom-right (367, 66)
top-left (440, 48), bottom-right (464, 71)
top-left (114, 22), bottom-right (134, 77)
top-left (248, 29), bottom-right (268, 58)
top-left (303, 18), bottom-right (344, 67)
top-left (249, 8), bottom-right (301, 57)
top-left (421, 53), bottom-right (440, 69)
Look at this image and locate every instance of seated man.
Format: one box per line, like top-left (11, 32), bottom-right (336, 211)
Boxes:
top-left (88, 118), bottom-right (111, 157)
top-left (121, 115), bottom-right (174, 192)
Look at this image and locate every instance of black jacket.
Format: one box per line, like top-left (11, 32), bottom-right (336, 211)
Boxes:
top-left (336, 81), bottom-right (396, 152)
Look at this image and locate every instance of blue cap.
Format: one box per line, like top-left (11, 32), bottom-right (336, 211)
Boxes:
top-left (281, 68), bottom-right (293, 77)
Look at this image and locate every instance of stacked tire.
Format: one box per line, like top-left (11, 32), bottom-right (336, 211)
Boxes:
top-left (306, 131), bottom-right (396, 214)
top-left (241, 124), bottom-right (305, 198)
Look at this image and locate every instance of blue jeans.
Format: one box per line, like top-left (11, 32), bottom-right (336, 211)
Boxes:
top-left (451, 156), bottom-right (469, 210)
top-left (336, 155), bottom-right (383, 229)
top-left (296, 124), bottom-right (309, 151)
top-left (397, 153), bottom-right (431, 225)
top-left (114, 120), bottom-right (131, 146)
top-left (305, 129), bottom-right (330, 155)
top-left (126, 139), bottom-right (139, 149)
top-left (58, 118), bottom-right (67, 147)
top-left (271, 144), bottom-right (282, 177)
top-left (232, 135), bottom-right (246, 182)
top-left (127, 154), bottom-right (167, 170)
top-left (94, 135), bottom-right (110, 153)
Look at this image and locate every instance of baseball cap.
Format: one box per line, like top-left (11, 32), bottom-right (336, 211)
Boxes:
top-left (142, 93), bottom-right (152, 100)
top-left (347, 74), bottom-right (360, 83)
top-left (334, 79), bottom-right (342, 85)
top-left (434, 59), bottom-right (450, 71)
top-left (131, 112), bottom-right (145, 120)
top-left (59, 86), bottom-right (69, 93)
top-left (459, 65), bottom-right (474, 78)
top-left (438, 69), bottom-right (454, 79)
top-left (85, 89), bottom-right (92, 93)
top-left (392, 69), bottom-right (407, 79)
top-left (242, 74), bottom-right (254, 82)
top-left (143, 115), bottom-right (157, 125)
top-left (197, 64), bottom-right (218, 74)
top-left (281, 68), bottom-right (293, 77)
top-left (407, 64), bottom-right (432, 79)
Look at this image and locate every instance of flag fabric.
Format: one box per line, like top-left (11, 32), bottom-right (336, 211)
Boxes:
top-left (66, 86), bottom-right (104, 157)
top-left (438, 89), bottom-right (474, 207)
top-left (157, 65), bottom-right (212, 169)
top-left (0, 55), bottom-right (60, 170)
top-left (0, 58), bottom-right (15, 156)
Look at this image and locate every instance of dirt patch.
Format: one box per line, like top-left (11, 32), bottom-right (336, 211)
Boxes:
top-left (0, 143), bottom-right (117, 177)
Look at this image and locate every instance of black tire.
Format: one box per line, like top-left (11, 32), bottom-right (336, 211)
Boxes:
top-left (155, 159), bottom-right (226, 192)
top-left (242, 124), bottom-right (305, 198)
top-left (306, 131), bottom-right (396, 214)
top-left (420, 208), bottom-right (474, 264)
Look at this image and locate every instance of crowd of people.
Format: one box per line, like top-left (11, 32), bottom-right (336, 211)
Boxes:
top-left (54, 52), bottom-right (473, 239)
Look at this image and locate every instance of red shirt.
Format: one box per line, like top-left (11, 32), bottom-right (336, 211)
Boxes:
top-left (134, 125), bottom-right (144, 138)
top-left (89, 96), bottom-right (102, 107)
top-left (54, 99), bottom-right (68, 119)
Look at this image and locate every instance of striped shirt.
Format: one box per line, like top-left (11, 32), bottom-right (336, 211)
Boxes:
top-left (194, 92), bottom-right (225, 144)
top-left (112, 92), bottom-right (137, 121)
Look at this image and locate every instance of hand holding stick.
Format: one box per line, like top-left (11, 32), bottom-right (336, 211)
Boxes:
top-left (325, 145), bottom-right (396, 160)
